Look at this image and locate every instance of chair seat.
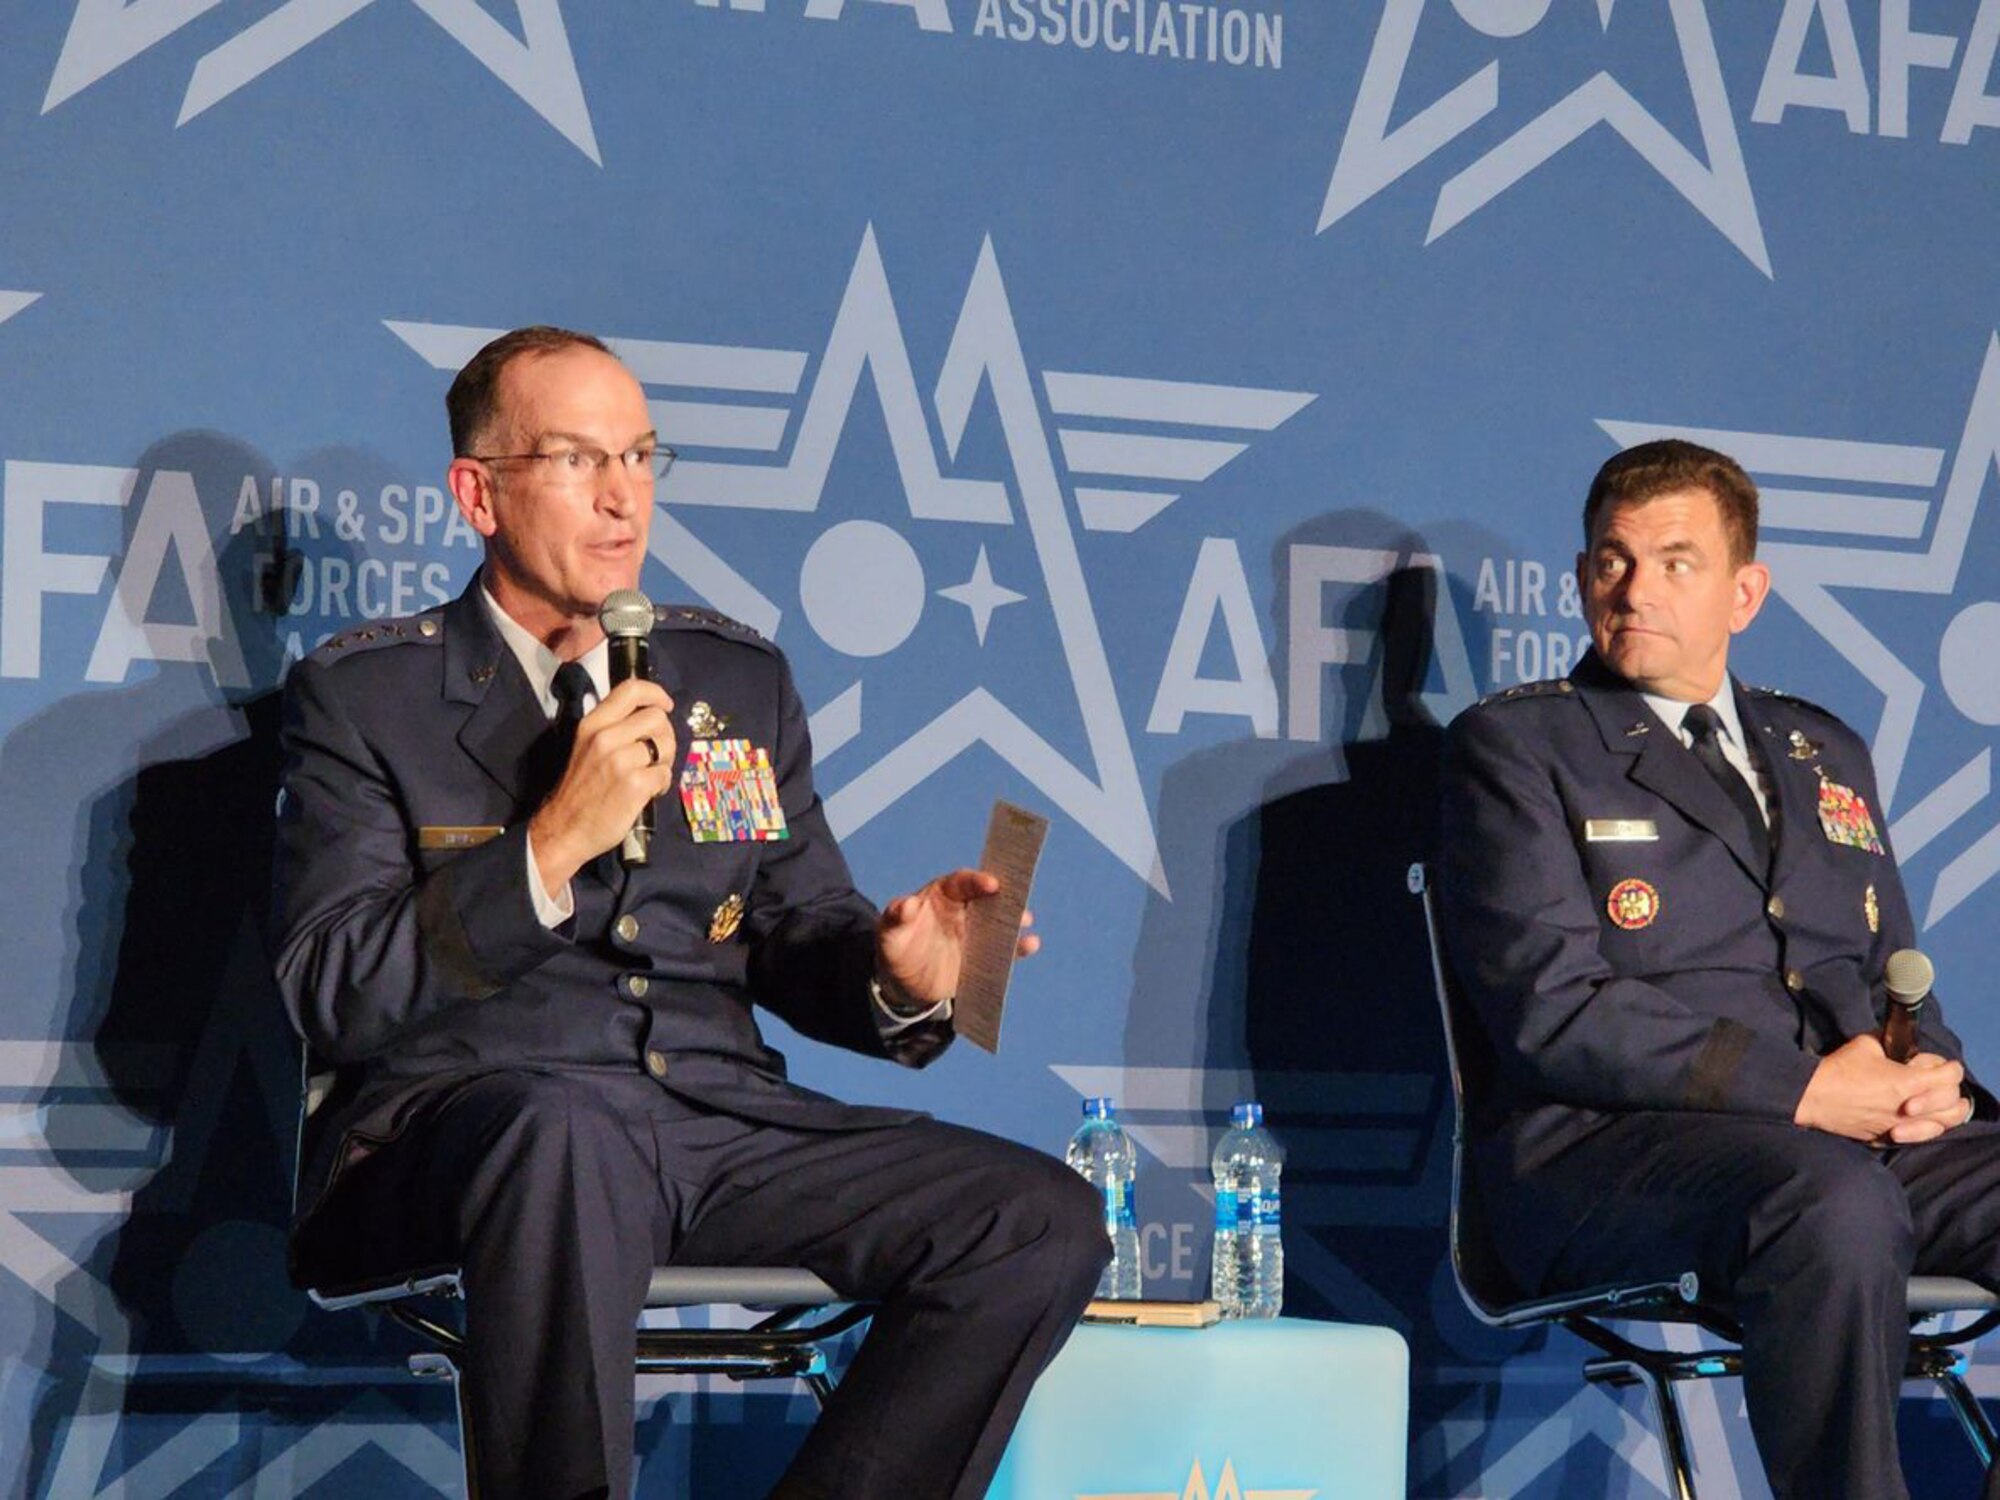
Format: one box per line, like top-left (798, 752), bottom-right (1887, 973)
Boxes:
top-left (1907, 1276), bottom-right (2000, 1317)
top-left (310, 1265), bottom-right (840, 1313)
top-left (646, 1266), bottom-right (840, 1308)
top-left (1477, 1273), bottom-right (1998, 1330)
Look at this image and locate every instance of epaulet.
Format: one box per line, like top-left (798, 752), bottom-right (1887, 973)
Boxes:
top-left (1470, 678), bottom-right (1576, 710)
top-left (654, 604), bottom-right (777, 654)
top-left (1743, 683), bottom-right (1839, 719)
top-left (307, 612), bottom-right (444, 662)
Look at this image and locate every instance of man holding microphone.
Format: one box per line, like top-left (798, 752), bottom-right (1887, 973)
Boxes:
top-left (275, 326), bottom-right (1105, 1499)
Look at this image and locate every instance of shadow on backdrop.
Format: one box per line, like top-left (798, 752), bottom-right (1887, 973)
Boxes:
top-left (10, 429), bottom-right (822, 1498)
top-left (3, 433), bottom-right (448, 1498)
top-left (1124, 510), bottom-right (1586, 1490)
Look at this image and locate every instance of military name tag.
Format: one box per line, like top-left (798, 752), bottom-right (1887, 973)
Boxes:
top-left (1816, 778), bottom-right (1885, 855)
top-left (418, 826), bottom-right (505, 849)
top-left (679, 739), bottom-right (790, 844)
top-left (1585, 819), bottom-right (1659, 843)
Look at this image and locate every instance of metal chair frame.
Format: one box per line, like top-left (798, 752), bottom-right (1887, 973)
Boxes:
top-left (1411, 861), bottom-right (2000, 1500)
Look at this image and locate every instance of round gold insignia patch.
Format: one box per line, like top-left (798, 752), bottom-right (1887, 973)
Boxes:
top-left (1607, 878), bottom-right (1661, 931)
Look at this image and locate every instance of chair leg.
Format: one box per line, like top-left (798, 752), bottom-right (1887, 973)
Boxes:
top-left (1588, 1358), bottom-right (1700, 1500)
top-left (410, 1350), bottom-right (479, 1500)
top-left (1637, 1364), bottom-right (1701, 1500)
top-left (1933, 1368), bottom-right (1997, 1473)
top-left (454, 1366), bottom-right (481, 1500)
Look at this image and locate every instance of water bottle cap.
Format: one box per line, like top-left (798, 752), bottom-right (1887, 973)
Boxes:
top-left (1231, 1101), bottom-right (1263, 1127)
top-left (1084, 1097), bottom-right (1115, 1119)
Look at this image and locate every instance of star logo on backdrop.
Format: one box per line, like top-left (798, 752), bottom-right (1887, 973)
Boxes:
top-left (1079, 1454), bottom-right (1318, 1500)
top-left (387, 226), bottom-right (1316, 894)
top-left (44, 0), bottom-right (598, 161)
top-left (1320, 0), bottom-right (1768, 274)
top-left (938, 545), bottom-right (1026, 645)
top-left (1601, 333), bottom-right (2000, 929)
top-left (0, 292), bottom-right (42, 328)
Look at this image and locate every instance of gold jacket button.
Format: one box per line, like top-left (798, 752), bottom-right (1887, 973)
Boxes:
top-left (1766, 895), bottom-right (1786, 922)
top-left (645, 1049), bottom-right (667, 1079)
top-left (625, 974), bottom-right (649, 999)
top-left (615, 914), bottom-right (640, 943)
top-left (1785, 968), bottom-right (1805, 993)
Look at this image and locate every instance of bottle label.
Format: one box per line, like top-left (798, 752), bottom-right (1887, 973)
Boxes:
top-left (1105, 1178), bottom-right (1138, 1230)
top-left (1215, 1189), bottom-right (1282, 1230)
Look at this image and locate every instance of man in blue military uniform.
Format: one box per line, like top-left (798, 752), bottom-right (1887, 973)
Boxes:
top-left (1440, 439), bottom-right (2000, 1498)
top-left (274, 326), bottom-right (1106, 1499)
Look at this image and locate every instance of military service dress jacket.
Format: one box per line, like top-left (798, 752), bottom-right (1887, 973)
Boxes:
top-left (1438, 651), bottom-right (1985, 1291)
top-left (275, 578), bottom-right (952, 1235)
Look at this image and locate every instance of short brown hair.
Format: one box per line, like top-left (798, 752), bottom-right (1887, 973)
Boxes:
top-left (1583, 438), bottom-right (1759, 565)
top-left (445, 325), bottom-right (611, 456)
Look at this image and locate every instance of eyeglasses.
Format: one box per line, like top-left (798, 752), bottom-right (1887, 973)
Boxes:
top-left (468, 442), bottom-right (677, 486)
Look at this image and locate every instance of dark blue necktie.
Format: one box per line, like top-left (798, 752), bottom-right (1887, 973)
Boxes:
top-left (531, 661), bottom-right (594, 802)
top-left (552, 661), bottom-right (593, 744)
top-left (1684, 703), bottom-right (1769, 867)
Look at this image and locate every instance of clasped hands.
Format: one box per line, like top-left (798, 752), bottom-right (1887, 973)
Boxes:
top-left (525, 679), bottom-right (1037, 998)
top-left (1795, 1032), bottom-right (1973, 1145)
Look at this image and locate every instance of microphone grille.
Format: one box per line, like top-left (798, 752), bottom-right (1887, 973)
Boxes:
top-left (1884, 948), bottom-right (1935, 1005)
top-left (598, 589), bottom-right (655, 638)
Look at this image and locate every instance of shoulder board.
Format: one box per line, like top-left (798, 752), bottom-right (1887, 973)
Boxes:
top-left (1471, 678), bottom-right (1577, 710)
top-left (1743, 684), bottom-right (1839, 720)
top-left (308, 612), bottom-right (444, 661)
top-left (654, 604), bottom-right (777, 653)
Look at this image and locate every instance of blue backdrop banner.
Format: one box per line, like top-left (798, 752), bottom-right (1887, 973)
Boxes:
top-left (4, 3), bottom-right (2000, 1495)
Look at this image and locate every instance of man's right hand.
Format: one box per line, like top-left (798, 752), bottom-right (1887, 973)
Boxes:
top-left (527, 678), bottom-right (677, 894)
top-left (1794, 1033), bottom-right (1965, 1143)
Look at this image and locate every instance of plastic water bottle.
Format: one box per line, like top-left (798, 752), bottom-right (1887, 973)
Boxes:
top-left (1210, 1101), bottom-right (1284, 1318)
top-left (1066, 1097), bottom-right (1142, 1299)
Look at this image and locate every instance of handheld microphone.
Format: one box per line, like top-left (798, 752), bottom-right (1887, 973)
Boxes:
top-left (1881, 948), bottom-right (1934, 1064)
top-left (598, 588), bottom-right (657, 868)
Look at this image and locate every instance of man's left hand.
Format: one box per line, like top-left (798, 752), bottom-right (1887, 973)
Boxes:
top-left (1887, 1052), bottom-right (1976, 1144)
top-left (877, 868), bottom-right (1038, 1005)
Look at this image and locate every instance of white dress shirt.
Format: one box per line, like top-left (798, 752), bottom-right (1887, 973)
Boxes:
top-left (1641, 682), bottom-right (1773, 827)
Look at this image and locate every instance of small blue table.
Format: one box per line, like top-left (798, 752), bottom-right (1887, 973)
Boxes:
top-left (989, 1316), bottom-right (1408, 1498)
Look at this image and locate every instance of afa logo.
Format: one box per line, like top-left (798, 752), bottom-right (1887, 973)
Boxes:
top-left (389, 227), bottom-right (1316, 895)
top-left (1603, 333), bottom-right (2000, 930)
top-left (1320, 0), bottom-right (1768, 272)
top-left (1319, 1), bottom-right (2000, 274)
top-left (42, 0), bottom-right (599, 160)
top-left (1079, 1455), bottom-right (1317, 1500)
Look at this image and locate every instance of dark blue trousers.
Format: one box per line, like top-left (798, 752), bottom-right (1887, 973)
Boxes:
top-left (1533, 1115), bottom-right (2000, 1500)
top-left (295, 1070), bottom-right (1107, 1499)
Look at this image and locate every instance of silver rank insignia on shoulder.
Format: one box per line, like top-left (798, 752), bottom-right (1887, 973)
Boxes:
top-left (687, 701), bottom-right (728, 737)
top-left (1789, 729), bottom-right (1821, 761)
